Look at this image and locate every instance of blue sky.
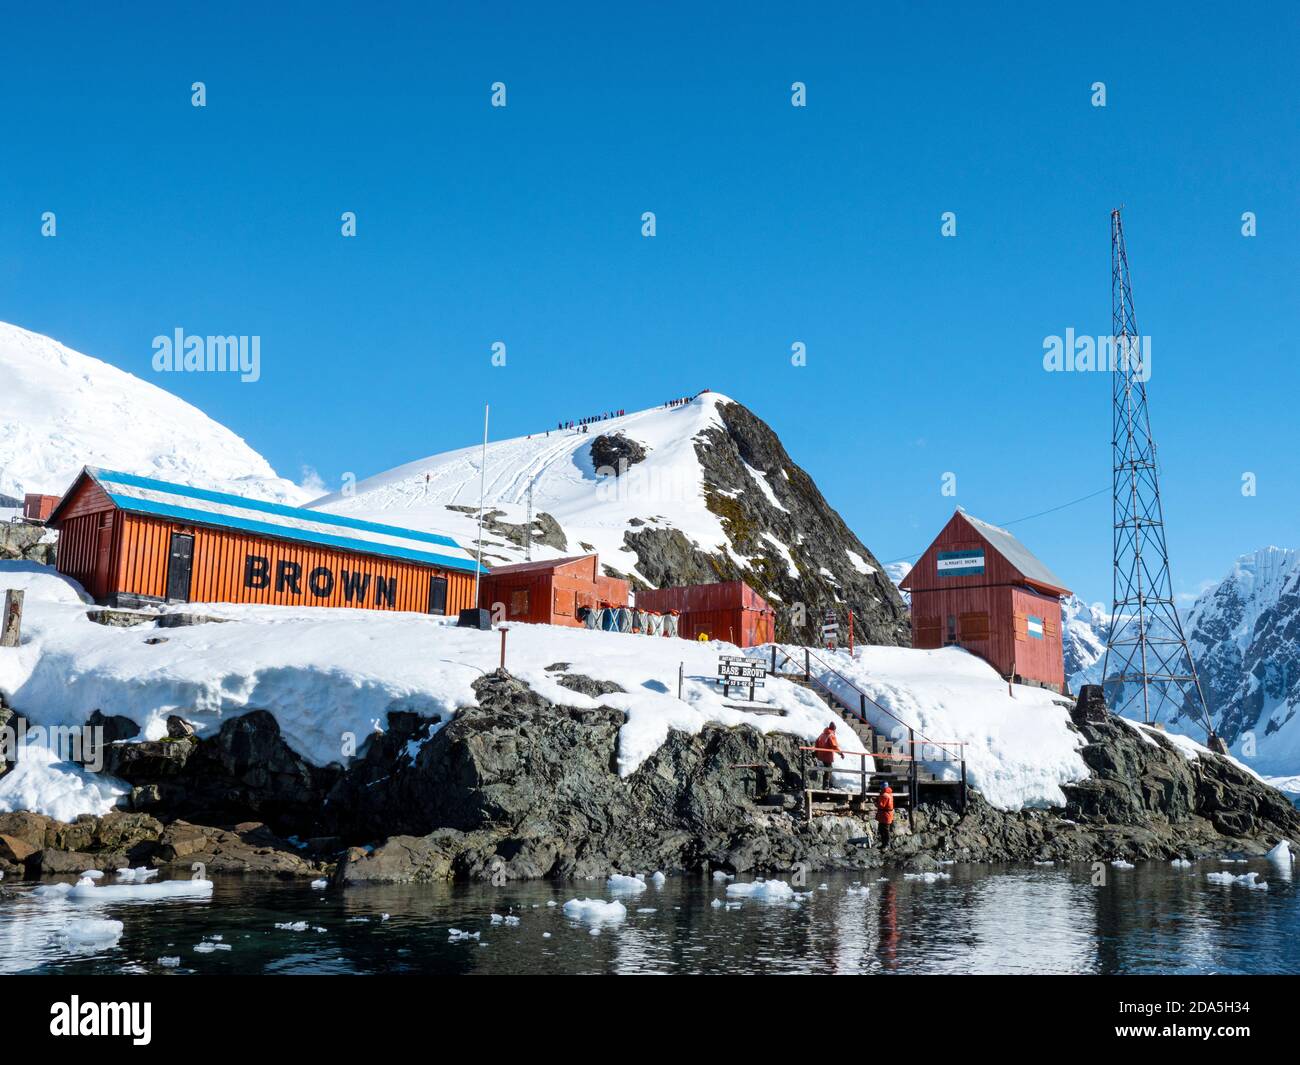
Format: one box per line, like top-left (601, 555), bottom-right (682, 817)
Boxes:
top-left (1, 2), bottom-right (1296, 607)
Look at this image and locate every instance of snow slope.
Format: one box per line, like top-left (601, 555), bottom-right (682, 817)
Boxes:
top-left (310, 393), bottom-right (736, 579)
top-left (783, 644), bottom-right (1090, 810)
top-left (0, 560), bottom-right (867, 818)
top-left (0, 557), bottom-right (1098, 821)
top-left (0, 321), bottom-right (310, 503)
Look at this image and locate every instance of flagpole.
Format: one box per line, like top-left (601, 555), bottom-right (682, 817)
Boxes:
top-left (474, 403), bottom-right (489, 604)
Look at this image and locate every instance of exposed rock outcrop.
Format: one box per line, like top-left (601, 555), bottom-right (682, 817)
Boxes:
top-left (622, 400), bottom-right (910, 646)
top-left (0, 522), bottom-right (53, 565)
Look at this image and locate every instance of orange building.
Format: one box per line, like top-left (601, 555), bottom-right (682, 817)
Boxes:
top-left (478, 554), bottom-right (628, 626)
top-left (47, 467), bottom-right (481, 614)
top-left (634, 581), bottom-right (774, 647)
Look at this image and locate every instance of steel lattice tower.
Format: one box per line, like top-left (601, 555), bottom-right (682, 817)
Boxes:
top-left (1102, 209), bottom-right (1217, 742)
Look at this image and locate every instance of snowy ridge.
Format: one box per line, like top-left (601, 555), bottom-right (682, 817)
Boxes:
top-left (0, 321), bottom-right (310, 504)
top-left (310, 394), bottom-right (731, 579)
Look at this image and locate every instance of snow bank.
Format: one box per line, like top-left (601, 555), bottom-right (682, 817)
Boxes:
top-left (0, 739), bottom-right (128, 822)
top-left (785, 644), bottom-right (1089, 809)
top-left (3, 568), bottom-right (864, 779)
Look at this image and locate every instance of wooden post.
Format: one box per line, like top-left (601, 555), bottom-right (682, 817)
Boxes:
top-left (908, 726), bottom-right (917, 813)
top-left (804, 647), bottom-right (810, 681)
top-left (770, 644), bottom-right (777, 673)
top-left (678, 662), bottom-right (683, 700)
top-left (499, 626), bottom-right (507, 670)
top-left (959, 749), bottom-right (968, 813)
top-left (1, 590), bottom-right (22, 648)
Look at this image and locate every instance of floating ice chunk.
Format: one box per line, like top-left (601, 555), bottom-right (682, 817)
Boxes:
top-left (275, 921), bottom-right (309, 931)
top-left (157, 956), bottom-right (180, 967)
top-left (57, 918), bottom-right (124, 948)
top-left (711, 871), bottom-right (734, 881)
top-left (489, 913), bottom-right (519, 925)
top-left (636, 907), bottom-right (657, 913)
top-left (310, 879), bottom-right (328, 890)
top-left (194, 941), bottom-right (231, 953)
top-left (725, 879), bottom-right (795, 901)
top-left (70, 878), bottom-right (214, 902)
top-left (562, 898), bottom-right (627, 924)
top-left (80, 869), bottom-right (105, 880)
top-left (1206, 871), bottom-right (1268, 889)
top-left (1266, 840), bottom-right (1293, 865)
top-left (115, 867), bottom-right (159, 882)
top-left (607, 874), bottom-right (648, 894)
top-left (845, 885), bottom-right (870, 896)
top-left (903, 871), bottom-right (952, 883)
top-left (33, 882), bottom-right (74, 897)
top-left (710, 898), bottom-right (723, 909)
top-left (448, 928), bottom-right (480, 941)
top-left (1032, 860), bottom-right (1055, 866)
top-left (1170, 858), bottom-right (1193, 868)
top-left (818, 883), bottom-right (829, 890)
top-left (542, 932), bottom-right (552, 938)
top-left (651, 871), bottom-right (666, 886)
top-left (1110, 860), bottom-right (1135, 869)
top-left (588, 927), bottom-right (601, 936)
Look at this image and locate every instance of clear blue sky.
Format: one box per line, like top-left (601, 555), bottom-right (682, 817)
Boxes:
top-left (1, 2), bottom-right (1296, 607)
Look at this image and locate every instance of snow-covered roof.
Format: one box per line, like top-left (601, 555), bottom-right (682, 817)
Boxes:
top-left (59, 467), bottom-right (483, 574)
top-left (961, 512), bottom-right (1069, 593)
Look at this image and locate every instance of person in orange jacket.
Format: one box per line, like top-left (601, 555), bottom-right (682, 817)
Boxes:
top-left (813, 722), bottom-right (841, 789)
top-left (876, 783), bottom-right (896, 849)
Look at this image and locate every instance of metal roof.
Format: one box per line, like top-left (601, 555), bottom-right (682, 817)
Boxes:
top-left (71, 467), bottom-right (484, 574)
top-left (960, 511), bottom-right (1069, 593)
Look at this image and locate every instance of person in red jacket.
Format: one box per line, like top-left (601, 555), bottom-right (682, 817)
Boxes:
top-left (876, 783), bottom-right (896, 849)
top-left (813, 722), bottom-right (841, 789)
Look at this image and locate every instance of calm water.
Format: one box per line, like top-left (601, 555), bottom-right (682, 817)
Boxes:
top-left (2, 860), bottom-right (1296, 975)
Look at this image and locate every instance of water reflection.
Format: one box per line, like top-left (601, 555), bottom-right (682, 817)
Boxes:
top-left (0, 860), bottom-right (1294, 975)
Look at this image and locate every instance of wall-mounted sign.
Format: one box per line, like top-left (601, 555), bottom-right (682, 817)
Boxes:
top-left (937, 549), bottom-right (985, 576)
top-left (1027, 615), bottom-right (1045, 639)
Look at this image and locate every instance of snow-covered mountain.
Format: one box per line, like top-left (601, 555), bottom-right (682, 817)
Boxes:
top-left (311, 392), bottom-right (909, 646)
top-left (1181, 548), bottom-right (1300, 775)
top-left (0, 321), bottom-right (310, 504)
top-left (1063, 594), bottom-right (1109, 687)
top-left (1063, 549), bottom-right (1300, 777)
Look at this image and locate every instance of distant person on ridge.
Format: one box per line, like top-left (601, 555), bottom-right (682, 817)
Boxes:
top-left (876, 784), bottom-right (895, 849)
top-left (813, 722), bottom-right (840, 789)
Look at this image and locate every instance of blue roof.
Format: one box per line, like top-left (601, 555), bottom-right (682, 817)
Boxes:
top-left (80, 467), bottom-right (483, 575)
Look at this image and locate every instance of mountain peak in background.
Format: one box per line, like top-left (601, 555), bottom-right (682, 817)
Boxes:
top-left (0, 321), bottom-right (311, 506)
top-left (311, 392), bottom-right (910, 646)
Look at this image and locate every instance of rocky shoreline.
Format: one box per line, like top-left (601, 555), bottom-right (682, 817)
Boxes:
top-left (2, 669), bottom-right (1298, 886)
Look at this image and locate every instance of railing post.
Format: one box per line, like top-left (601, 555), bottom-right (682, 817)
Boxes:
top-left (960, 745), bottom-right (968, 813)
top-left (859, 693), bottom-right (866, 722)
top-left (908, 727), bottom-right (917, 813)
top-left (771, 644), bottom-right (777, 673)
top-left (804, 647), bottom-right (810, 681)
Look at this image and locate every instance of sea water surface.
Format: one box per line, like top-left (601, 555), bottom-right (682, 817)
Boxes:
top-left (2, 859), bottom-right (1296, 975)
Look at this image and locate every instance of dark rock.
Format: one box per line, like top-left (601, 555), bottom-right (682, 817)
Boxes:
top-left (0, 524), bottom-right (54, 565)
top-left (166, 715), bottom-right (196, 739)
top-left (552, 673), bottom-right (626, 699)
top-left (621, 399), bottom-right (910, 646)
top-left (86, 710), bottom-right (140, 745)
top-left (590, 433), bottom-right (648, 474)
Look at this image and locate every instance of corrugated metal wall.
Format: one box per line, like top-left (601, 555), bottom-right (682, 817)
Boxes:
top-left (111, 514), bottom-right (475, 614)
top-left (635, 580), bottom-right (768, 614)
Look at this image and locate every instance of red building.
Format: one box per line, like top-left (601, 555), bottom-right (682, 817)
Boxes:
top-left (634, 580), bottom-right (774, 647)
top-left (23, 494), bottom-right (60, 523)
top-left (478, 554), bottom-right (629, 627)
top-left (899, 509), bottom-right (1071, 692)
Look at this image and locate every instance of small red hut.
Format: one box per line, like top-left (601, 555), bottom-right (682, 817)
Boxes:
top-left (634, 580), bottom-right (774, 647)
top-left (899, 509), bottom-right (1070, 692)
top-left (477, 554), bottom-right (628, 627)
